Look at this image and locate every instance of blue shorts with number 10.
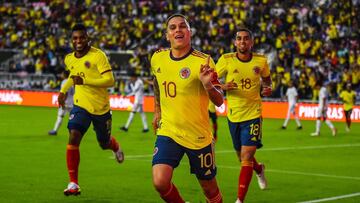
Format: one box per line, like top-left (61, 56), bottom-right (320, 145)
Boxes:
top-left (152, 135), bottom-right (216, 180)
top-left (228, 117), bottom-right (263, 151)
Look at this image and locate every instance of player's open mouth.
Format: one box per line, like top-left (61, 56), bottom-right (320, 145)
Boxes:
top-left (175, 35), bottom-right (184, 39)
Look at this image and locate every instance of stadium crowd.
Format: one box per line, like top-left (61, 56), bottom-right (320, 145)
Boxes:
top-left (0, 0), bottom-right (359, 100)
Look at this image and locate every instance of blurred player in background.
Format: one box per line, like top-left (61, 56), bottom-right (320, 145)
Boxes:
top-left (120, 71), bottom-right (149, 133)
top-left (281, 81), bottom-right (302, 130)
top-left (310, 81), bottom-right (337, 136)
top-left (216, 28), bottom-right (271, 203)
top-left (339, 83), bottom-right (356, 132)
top-left (59, 24), bottom-right (124, 196)
top-left (48, 70), bottom-right (74, 135)
top-left (208, 101), bottom-right (218, 141)
top-left (151, 14), bottom-right (223, 203)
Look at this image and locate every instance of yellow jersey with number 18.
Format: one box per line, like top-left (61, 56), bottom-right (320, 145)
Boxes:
top-left (64, 46), bottom-right (112, 115)
top-left (151, 48), bottom-right (215, 150)
top-left (216, 52), bottom-right (270, 122)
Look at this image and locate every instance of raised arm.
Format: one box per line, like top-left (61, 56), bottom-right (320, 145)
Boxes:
top-left (200, 56), bottom-right (223, 107)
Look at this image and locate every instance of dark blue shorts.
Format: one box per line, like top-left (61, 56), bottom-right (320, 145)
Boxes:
top-left (68, 105), bottom-right (112, 145)
top-left (152, 135), bottom-right (217, 180)
top-left (228, 117), bottom-right (263, 151)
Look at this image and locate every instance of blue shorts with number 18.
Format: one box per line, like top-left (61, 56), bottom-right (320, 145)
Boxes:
top-left (228, 117), bottom-right (263, 151)
top-left (152, 135), bottom-right (217, 180)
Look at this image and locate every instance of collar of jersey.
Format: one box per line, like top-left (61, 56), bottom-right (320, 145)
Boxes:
top-left (236, 52), bottom-right (252, 63)
top-left (170, 47), bottom-right (194, 61)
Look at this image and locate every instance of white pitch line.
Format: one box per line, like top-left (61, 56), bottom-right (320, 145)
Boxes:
top-left (297, 192), bottom-right (360, 203)
top-left (217, 165), bottom-right (360, 181)
top-left (120, 143), bottom-right (360, 159)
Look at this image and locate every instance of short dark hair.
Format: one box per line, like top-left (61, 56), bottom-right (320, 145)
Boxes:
top-left (237, 27), bottom-right (253, 39)
top-left (166, 14), bottom-right (189, 28)
top-left (72, 23), bottom-right (87, 33)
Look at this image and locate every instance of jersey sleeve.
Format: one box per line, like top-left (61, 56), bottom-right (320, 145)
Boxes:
top-left (150, 51), bottom-right (160, 77)
top-left (97, 51), bottom-right (112, 74)
top-left (215, 55), bottom-right (227, 78)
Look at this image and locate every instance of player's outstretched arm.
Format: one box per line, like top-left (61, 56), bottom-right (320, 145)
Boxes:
top-left (152, 76), bottom-right (161, 134)
top-left (73, 71), bottom-right (115, 88)
top-left (58, 78), bottom-right (73, 108)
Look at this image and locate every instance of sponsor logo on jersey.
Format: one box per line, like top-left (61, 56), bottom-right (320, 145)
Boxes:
top-left (180, 67), bottom-right (191, 79)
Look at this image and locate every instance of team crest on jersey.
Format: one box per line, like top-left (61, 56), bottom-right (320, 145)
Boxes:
top-left (69, 114), bottom-right (74, 120)
top-left (179, 67), bottom-right (191, 79)
top-left (84, 61), bottom-right (91, 68)
top-left (253, 66), bottom-right (260, 75)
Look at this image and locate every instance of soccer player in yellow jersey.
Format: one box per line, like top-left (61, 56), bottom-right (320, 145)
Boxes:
top-left (339, 83), bottom-right (357, 132)
top-left (151, 14), bottom-right (223, 203)
top-left (58, 24), bottom-right (124, 196)
top-left (216, 28), bottom-right (272, 203)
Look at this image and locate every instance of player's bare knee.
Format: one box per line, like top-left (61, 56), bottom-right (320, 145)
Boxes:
top-left (202, 184), bottom-right (218, 197)
top-left (152, 177), bottom-right (169, 193)
top-left (69, 130), bottom-right (82, 145)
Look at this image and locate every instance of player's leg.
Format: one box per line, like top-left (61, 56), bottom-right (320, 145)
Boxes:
top-left (320, 108), bottom-right (336, 136)
top-left (237, 146), bottom-right (256, 202)
top-left (345, 109), bottom-right (352, 132)
top-left (282, 105), bottom-right (292, 129)
top-left (186, 142), bottom-right (222, 202)
top-left (311, 107), bottom-right (322, 136)
top-left (152, 136), bottom-right (185, 202)
top-left (198, 178), bottom-right (222, 203)
top-left (121, 103), bottom-right (139, 131)
top-left (64, 106), bottom-right (91, 195)
top-left (92, 111), bottom-right (124, 163)
top-left (291, 104), bottom-right (302, 129)
top-left (49, 107), bottom-right (66, 135)
top-left (138, 105), bottom-right (149, 132)
top-left (324, 118), bottom-right (336, 136)
top-left (234, 118), bottom-right (264, 202)
top-left (252, 156), bottom-right (267, 190)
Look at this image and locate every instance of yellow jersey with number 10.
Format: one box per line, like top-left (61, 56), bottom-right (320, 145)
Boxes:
top-left (64, 47), bottom-right (112, 115)
top-left (216, 52), bottom-right (270, 122)
top-left (151, 48), bottom-right (215, 150)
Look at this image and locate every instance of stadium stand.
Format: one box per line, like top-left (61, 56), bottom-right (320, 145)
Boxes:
top-left (0, 0), bottom-right (359, 101)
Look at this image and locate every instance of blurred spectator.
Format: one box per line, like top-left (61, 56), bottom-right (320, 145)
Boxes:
top-left (0, 0), bottom-right (358, 99)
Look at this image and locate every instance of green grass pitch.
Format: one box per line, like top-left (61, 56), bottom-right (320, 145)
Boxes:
top-left (0, 105), bottom-right (359, 202)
